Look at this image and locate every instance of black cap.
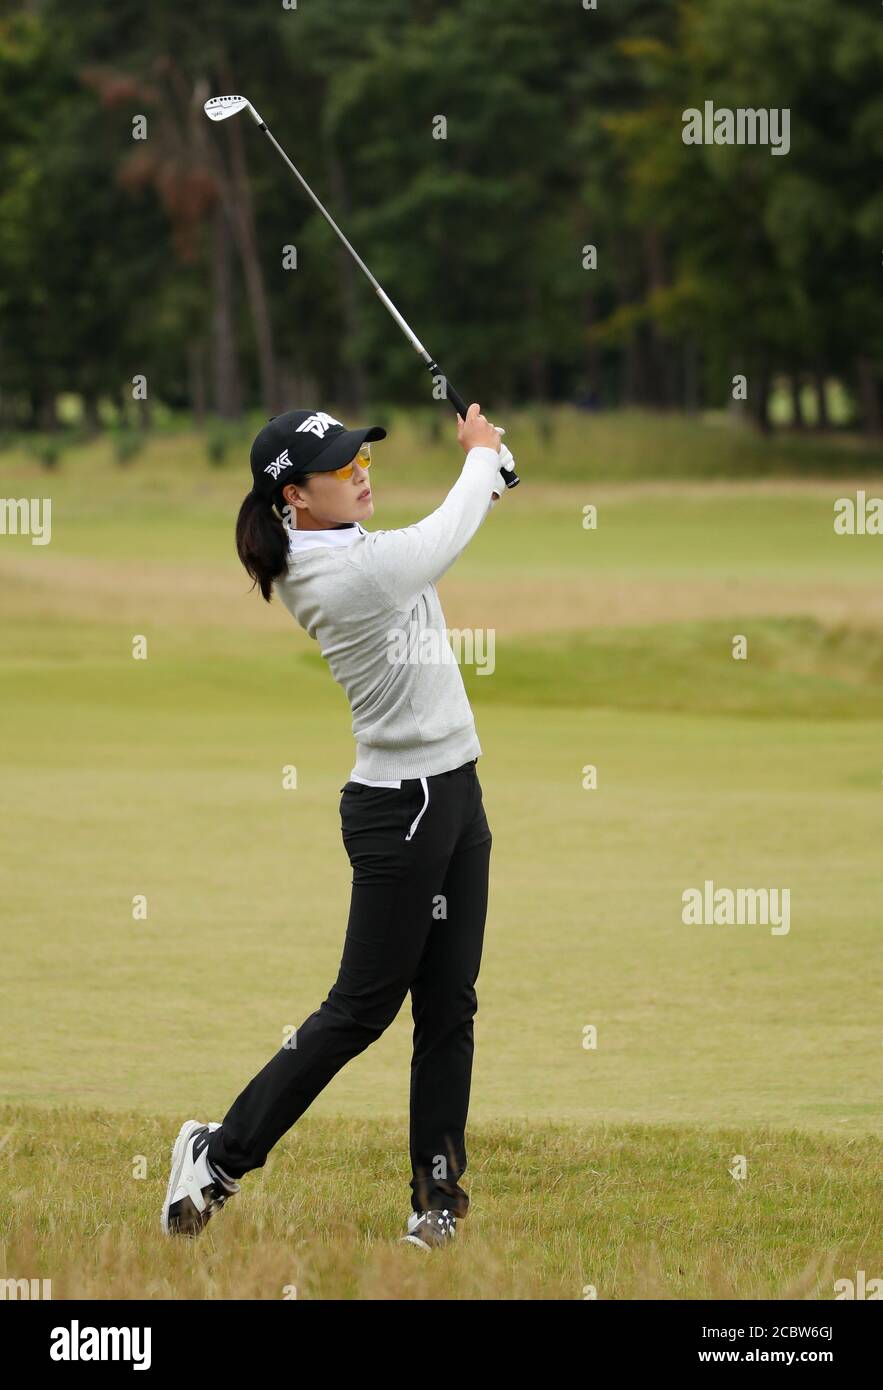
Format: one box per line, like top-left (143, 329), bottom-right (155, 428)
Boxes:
top-left (249, 409), bottom-right (387, 501)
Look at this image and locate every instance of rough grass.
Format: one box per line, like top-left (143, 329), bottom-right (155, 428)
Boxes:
top-left (0, 1106), bottom-right (878, 1301)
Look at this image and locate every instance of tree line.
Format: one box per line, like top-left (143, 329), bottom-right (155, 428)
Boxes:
top-left (0, 0), bottom-right (879, 434)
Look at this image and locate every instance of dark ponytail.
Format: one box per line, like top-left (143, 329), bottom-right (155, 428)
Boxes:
top-left (236, 488), bottom-right (291, 602)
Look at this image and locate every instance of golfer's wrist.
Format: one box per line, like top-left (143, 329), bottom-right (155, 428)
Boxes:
top-left (464, 445), bottom-right (501, 466)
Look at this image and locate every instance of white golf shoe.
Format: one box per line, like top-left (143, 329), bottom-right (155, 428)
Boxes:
top-left (400, 1208), bottom-right (457, 1250)
top-left (161, 1119), bottom-right (240, 1237)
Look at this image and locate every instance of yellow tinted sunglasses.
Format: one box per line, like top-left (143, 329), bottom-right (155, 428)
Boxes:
top-left (327, 443), bottom-right (373, 481)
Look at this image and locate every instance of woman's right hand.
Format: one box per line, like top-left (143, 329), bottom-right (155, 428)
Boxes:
top-left (457, 402), bottom-right (502, 454)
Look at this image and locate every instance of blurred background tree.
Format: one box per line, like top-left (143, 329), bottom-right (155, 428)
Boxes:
top-left (0, 0), bottom-right (878, 434)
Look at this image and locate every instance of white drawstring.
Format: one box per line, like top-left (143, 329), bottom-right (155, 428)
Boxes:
top-left (405, 777), bottom-right (430, 841)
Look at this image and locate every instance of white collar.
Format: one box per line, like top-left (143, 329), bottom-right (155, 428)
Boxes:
top-left (286, 521), bottom-right (367, 554)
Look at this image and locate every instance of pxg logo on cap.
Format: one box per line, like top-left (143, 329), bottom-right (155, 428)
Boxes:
top-left (264, 448), bottom-right (291, 480)
top-left (264, 413), bottom-right (341, 480)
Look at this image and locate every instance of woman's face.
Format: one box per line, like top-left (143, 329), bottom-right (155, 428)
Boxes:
top-left (281, 452), bottom-right (374, 529)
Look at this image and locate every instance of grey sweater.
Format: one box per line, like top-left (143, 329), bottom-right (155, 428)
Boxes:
top-left (274, 444), bottom-right (506, 780)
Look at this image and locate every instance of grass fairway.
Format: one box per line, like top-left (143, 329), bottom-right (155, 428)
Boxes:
top-left (1, 421), bottom-right (881, 1298)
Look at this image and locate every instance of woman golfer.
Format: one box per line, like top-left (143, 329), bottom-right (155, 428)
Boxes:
top-left (162, 402), bottom-right (511, 1249)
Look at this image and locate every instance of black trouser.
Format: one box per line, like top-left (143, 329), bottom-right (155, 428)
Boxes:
top-left (208, 757), bottom-right (492, 1216)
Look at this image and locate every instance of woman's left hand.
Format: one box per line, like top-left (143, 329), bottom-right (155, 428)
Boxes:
top-left (491, 440), bottom-right (515, 501)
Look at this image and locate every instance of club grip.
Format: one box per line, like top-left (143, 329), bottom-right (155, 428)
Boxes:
top-left (426, 361), bottom-right (521, 489)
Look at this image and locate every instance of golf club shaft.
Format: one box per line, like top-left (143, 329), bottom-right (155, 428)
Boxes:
top-left (258, 121), bottom-right (520, 488)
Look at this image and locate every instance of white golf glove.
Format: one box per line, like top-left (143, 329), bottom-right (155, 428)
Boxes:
top-left (489, 427), bottom-right (513, 504)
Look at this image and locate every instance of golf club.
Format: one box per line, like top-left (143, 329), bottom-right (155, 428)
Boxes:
top-left (204, 94), bottom-right (520, 488)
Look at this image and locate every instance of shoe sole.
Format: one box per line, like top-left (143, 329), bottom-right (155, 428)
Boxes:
top-left (161, 1119), bottom-right (203, 1236)
top-left (400, 1232), bottom-right (457, 1250)
top-left (400, 1233), bottom-right (433, 1250)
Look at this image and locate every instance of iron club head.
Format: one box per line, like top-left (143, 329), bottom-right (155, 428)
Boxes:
top-left (204, 95), bottom-right (263, 126)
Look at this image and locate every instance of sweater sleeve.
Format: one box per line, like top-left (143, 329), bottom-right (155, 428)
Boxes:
top-left (358, 445), bottom-right (502, 611)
